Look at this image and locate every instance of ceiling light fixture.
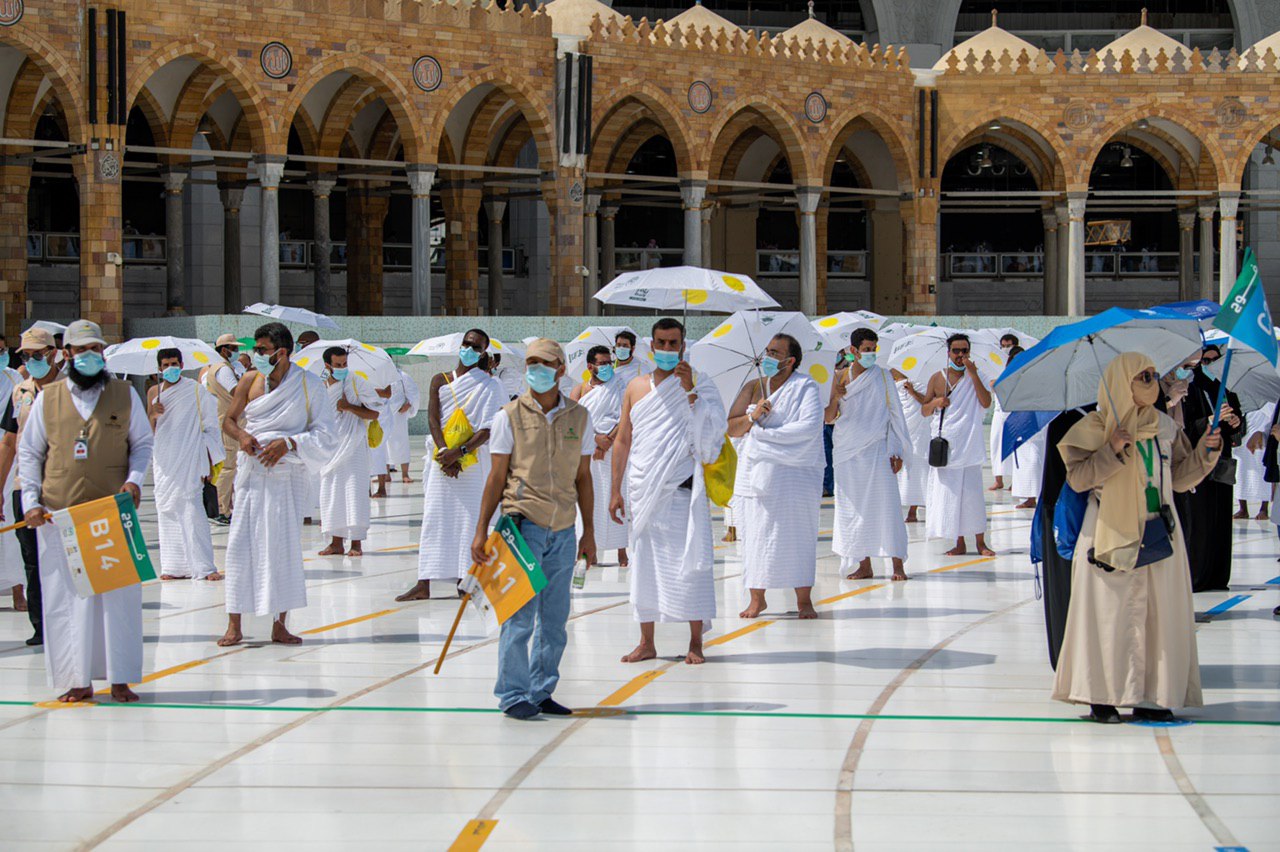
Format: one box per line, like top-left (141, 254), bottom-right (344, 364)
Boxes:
top-left (1264, 145), bottom-right (1276, 166)
top-left (1120, 145), bottom-right (1134, 168)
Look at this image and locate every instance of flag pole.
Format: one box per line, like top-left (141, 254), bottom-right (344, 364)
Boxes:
top-left (1208, 341), bottom-right (1233, 438)
top-left (433, 593), bottom-right (470, 675)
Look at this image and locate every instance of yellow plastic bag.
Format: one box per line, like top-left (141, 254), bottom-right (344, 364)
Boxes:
top-left (208, 460), bottom-right (224, 487)
top-left (367, 419), bottom-right (384, 449)
top-left (702, 435), bottom-right (737, 508)
top-left (434, 379), bottom-right (480, 471)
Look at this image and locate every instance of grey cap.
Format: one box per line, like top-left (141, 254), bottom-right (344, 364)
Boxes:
top-left (64, 319), bottom-right (106, 347)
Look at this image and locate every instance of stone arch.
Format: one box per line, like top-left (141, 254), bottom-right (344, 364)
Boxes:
top-left (126, 88), bottom-right (172, 150)
top-left (821, 108), bottom-right (917, 193)
top-left (589, 84), bottom-right (696, 177)
top-left (0, 28), bottom-right (86, 141)
top-left (1230, 121), bottom-right (1280, 188)
top-left (706, 95), bottom-right (813, 185)
top-left (939, 108), bottom-right (1069, 190)
top-left (427, 69), bottom-right (557, 172)
top-left (1080, 105), bottom-right (1224, 190)
top-left (127, 38), bottom-right (270, 152)
top-left (2, 58), bottom-right (50, 140)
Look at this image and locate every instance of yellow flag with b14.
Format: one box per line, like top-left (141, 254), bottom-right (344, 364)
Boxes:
top-left (52, 493), bottom-right (157, 598)
top-left (461, 515), bottom-right (547, 634)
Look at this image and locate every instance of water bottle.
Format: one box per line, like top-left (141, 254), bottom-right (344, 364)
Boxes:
top-left (571, 555), bottom-right (588, 590)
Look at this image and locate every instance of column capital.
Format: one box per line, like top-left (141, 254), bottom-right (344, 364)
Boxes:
top-left (1177, 210), bottom-right (1197, 230)
top-left (680, 179), bottom-right (707, 211)
top-left (1218, 191), bottom-right (1240, 220)
top-left (1042, 209), bottom-right (1059, 230)
top-left (583, 192), bottom-right (601, 216)
top-left (406, 164), bottom-right (438, 196)
top-left (309, 175), bottom-right (337, 197)
top-left (794, 187), bottom-right (822, 215)
top-left (700, 202), bottom-right (716, 223)
top-left (485, 198), bottom-right (508, 222)
top-left (1066, 192), bottom-right (1087, 219)
top-left (219, 185), bottom-right (245, 212)
top-left (255, 155), bottom-right (286, 190)
top-left (599, 204), bottom-right (620, 221)
top-left (162, 169), bottom-right (187, 194)
top-left (1198, 204), bottom-right (1216, 221)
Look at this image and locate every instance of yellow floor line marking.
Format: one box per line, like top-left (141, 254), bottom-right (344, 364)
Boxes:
top-left (448, 818), bottom-right (498, 852)
top-left (33, 700), bottom-right (97, 710)
top-left (816, 584), bottom-right (886, 606)
top-left (929, 555), bottom-right (996, 573)
top-left (376, 543), bottom-right (420, 552)
top-left (300, 608), bottom-right (400, 635)
top-left (597, 670), bottom-right (667, 706)
top-left (93, 647), bottom-right (252, 696)
top-left (705, 619), bottom-right (775, 647)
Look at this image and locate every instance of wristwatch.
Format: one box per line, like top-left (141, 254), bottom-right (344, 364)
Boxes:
top-left (459, 443), bottom-right (469, 456)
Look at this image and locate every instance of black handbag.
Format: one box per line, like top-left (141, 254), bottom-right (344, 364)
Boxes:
top-left (202, 481), bottom-right (219, 519)
top-left (1207, 454), bottom-right (1237, 486)
top-left (928, 385), bottom-right (951, 468)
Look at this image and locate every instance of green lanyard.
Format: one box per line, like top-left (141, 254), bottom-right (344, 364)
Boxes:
top-left (1136, 439), bottom-right (1161, 513)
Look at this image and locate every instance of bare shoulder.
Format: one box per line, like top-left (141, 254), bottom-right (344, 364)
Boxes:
top-left (241, 371), bottom-right (265, 402)
top-left (627, 374), bottom-right (652, 403)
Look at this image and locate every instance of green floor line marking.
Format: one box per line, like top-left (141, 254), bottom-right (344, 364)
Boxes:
top-left (0, 700), bottom-right (1273, 726)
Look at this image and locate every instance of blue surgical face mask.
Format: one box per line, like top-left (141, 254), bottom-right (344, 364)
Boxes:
top-left (948, 360), bottom-right (967, 372)
top-left (459, 347), bottom-right (481, 367)
top-left (251, 352), bottom-right (274, 374)
top-left (73, 351), bottom-right (105, 377)
top-left (26, 356), bottom-right (50, 379)
top-left (760, 356), bottom-right (781, 378)
top-left (1175, 367), bottom-right (1192, 381)
top-left (858, 353), bottom-right (877, 369)
top-left (615, 346), bottom-right (632, 361)
top-left (526, 363), bottom-right (558, 393)
top-left (653, 350), bottom-right (681, 372)
top-left (594, 364), bottom-right (615, 383)
top-left (161, 366), bottom-right (182, 384)
top-left (331, 367), bottom-right (350, 381)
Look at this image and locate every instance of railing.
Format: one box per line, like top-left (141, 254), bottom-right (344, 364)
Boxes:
top-left (757, 249), bottom-right (800, 275)
top-left (123, 236), bottom-right (166, 263)
top-left (944, 251), bottom-right (1186, 280)
top-left (614, 248), bottom-right (683, 272)
top-left (29, 232), bottom-right (168, 265)
top-left (279, 240), bottom-right (504, 274)
top-left (827, 251), bottom-right (868, 278)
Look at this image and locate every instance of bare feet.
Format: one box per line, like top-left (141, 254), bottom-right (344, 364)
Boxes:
top-left (318, 542), bottom-right (344, 556)
top-left (905, 508), bottom-right (920, 523)
top-left (200, 571), bottom-right (225, 582)
top-left (401, 476), bottom-right (414, 483)
top-left (217, 626), bottom-right (243, 647)
top-left (988, 478), bottom-right (1004, 492)
top-left (620, 643), bottom-right (657, 663)
top-left (371, 489), bottom-right (388, 499)
top-left (846, 559), bottom-right (874, 580)
top-left (272, 620), bottom-right (302, 645)
top-left (891, 559), bottom-right (909, 581)
top-left (1015, 498), bottom-right (1036, 509)
top-left (684, 645), bottom-right (706, 665)
top-left (797, 602), bottom-right (818, 619)
top-left (721, 527), bottom-right (737, 543)
top-left (618, 548), bottom-right (629, 568)
top-left (346, 545), bottom-right (363, 557)
top-left (1233, 509), bottom-right (1249, 520)
top-left (12, 586), bottom-right (26, 611)
top-left (160, 574), bottom-right (184, 581)
top-left (58, 686), bottom-right (94, 703)
top-left (739, 601), bottom-right (766, 618)
top-left (977, 546), bottom-right (997, 556)
top-left (395, 580), bottom-right (431, 602)
top-left (945, 544), bottom-right (968, 556)
top-left (1257, 510), bottom-right (1270, 521)
top-left (110, 684), bottom-right (140, 703)
top-left (303, 517), bottom-right (316, 526)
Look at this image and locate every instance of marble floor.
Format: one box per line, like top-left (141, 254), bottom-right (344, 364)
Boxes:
top-left (0, 458), bottom-right (1277, 851)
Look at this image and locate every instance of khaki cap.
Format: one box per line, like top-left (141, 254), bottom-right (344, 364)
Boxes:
top-left (525, 338), bottom-right (565, 366)
top-left (20, 328), bottom-right (55, 351)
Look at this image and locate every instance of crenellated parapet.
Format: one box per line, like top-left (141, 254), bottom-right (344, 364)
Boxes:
top-left (939, 45), bottom-right (1280, 75)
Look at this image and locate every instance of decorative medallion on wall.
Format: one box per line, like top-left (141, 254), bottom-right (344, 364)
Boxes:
top-left (804, 92), bottom-right (827, 124)
top-left (569, 180), bottom-right (584, 204)
top-left (688, 81), bottom-right (713, 114)
top-left (412, 56), bottom-right (443, 93)
top-left (1215, 97), bottom-right (1246, 128)
top-left (98, 151), bottom-right (121, 182)
top-left (260, 42), bottom-right (293, 79)
top-left (0, 0), bottom-right (24, 27)
top-left (1062, 100), bottom-right (1096, 131)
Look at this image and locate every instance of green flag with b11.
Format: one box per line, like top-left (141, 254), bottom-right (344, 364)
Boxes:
top-left (1209, 248), bottom-right (1275, 434)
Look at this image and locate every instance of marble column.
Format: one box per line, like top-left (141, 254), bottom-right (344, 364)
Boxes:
top-left (796, 188), bottom-right (821, 315)
top-left (681, 180), bottom-right (706, 268)
top-left (1066, 193), bottom-right (1087, 316)
top-left (1219, 191), bottom-right (1240, 300)
top-left (406, 166), bottom-right (436, 316)
top-left (256, 156), bottom-right (286, 304)
top-left (219, 185), bottom-right (244, 314)
top-left (1055, 205), bottom-right (1070, 315)
top-left (486, 198), bottom-right (508, 316)
top-left (310, 176), bottom-right (336, 314)
top-left (1177, 210), bottom-right (1196, 301)
top-left (1198, 204), bottom-right (1216, 301)
top-left (1041, 209), bottom-right (1058, 316)
top-left (163, 169), bottom-right (186, 314)
top-left (600, 204), bottom-right (618, 315)
top-left (582, 194), bottom-right (599, 316)
top-left (701, 203), bottom-right (714, 269)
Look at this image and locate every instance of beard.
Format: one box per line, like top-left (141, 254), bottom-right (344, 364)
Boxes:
top-left (67, 361), bottom-right (108, 390)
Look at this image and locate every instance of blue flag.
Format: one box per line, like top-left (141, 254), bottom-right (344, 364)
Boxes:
top-left (1213, 248), bottom-right (1277, 366)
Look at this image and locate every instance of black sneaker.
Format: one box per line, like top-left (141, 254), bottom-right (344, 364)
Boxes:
top-left (1088, 704), bottom-right (1122, 724)
top-left (25, 633), bottom-right (42, 647)
top-left (1133, 707), bottom-right (1176, 723)
top-left (538, 697), bottom-right (574, 716)
top-left (213, 514), bottom-right (232, 526)
top-left (503, 700), bottom-right (541, 720)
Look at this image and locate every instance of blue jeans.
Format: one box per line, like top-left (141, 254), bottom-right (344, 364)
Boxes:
top-left (494, 520), bottom-right (576, 710)
top-left (823, 424), bottom-right (835, 495)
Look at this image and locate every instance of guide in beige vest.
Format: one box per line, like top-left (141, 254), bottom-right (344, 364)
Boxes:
top-left (201, 362), bottom-right (240, 516)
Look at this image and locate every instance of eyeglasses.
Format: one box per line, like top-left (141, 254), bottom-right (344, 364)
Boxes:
top-left (950, 348), bottom-right (970, 355)
top-left (19, 349), bottom-right (53, 361)
top-left (1201, 356), bottom-right (1219, 365)
top-left (1135, 370), bottom-right (1159, 384)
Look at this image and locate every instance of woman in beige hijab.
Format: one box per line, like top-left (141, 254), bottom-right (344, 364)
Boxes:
top-left (1053, 352), bottom-right (1222, 723)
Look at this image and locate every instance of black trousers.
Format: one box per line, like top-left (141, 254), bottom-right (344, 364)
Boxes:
top-left (12, 490), bottom-right (40, 637)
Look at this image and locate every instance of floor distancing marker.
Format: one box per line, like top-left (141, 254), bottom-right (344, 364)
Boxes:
top-left (448, 819), bottom-right (498, 852)
top-left (300, 608), bottom-right (401, 635)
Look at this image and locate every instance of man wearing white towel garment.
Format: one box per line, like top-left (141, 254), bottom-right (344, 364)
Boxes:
top-left (396, 329), bottom-right (502, 602)
top-left (988, 332), bottom-right (1019, 492)
top-left (200, 334), bottom-right (244, 526)
top-left (827, 328), bottom-right (912, 582)
top-left (570, 345), bottom-right (629, 567)
top-left (727, 333), bottom-right (825, 618)
top-left (318, 348), bottom-right (381, 557)
top-left (18, 319), bottom-right (154, 703)
top-left (295, 331), bottom-right (322, 525)
top-left (612, 330), bottom-right (652, 386)
top-left (218, 323), bottom-right (334, 647)
top-left (1004, 345), bottom-right (1045, 510)
top-left (471, 338), bottom-right (596, 720)
top-left (1237, 400), bottom-right (1275, 520)
top-left (921, 332), bottom-right (996, 556)
top-left (147, 348), bottom-right (226, 580)
top-left (387, 368), bottom-right (421, 483)
top-left (368, 384), bottom-right (392, 499)
top-left (893, 368), bottom-right (930, 524)
top-left (610, 318), bottom-right (727, 665)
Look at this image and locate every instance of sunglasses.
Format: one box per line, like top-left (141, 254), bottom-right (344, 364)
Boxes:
top-left (950, 348), bottom-right (970, 355)
top-left (1135, 370), bottom-right (1159, 384)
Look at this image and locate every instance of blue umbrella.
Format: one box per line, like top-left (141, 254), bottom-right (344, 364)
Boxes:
top-left (994, 307), bottom-right (1203, 411)
top-left (1001, 410), bottom-right (1058, 461)
top-left (1146, 299), bottom-right (1219, 322)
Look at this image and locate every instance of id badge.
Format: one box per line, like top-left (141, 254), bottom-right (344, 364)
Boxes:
top-left (73, 437), bottom-right (89, 461)
top-left (1144, 484), bottom-right (1160, 514)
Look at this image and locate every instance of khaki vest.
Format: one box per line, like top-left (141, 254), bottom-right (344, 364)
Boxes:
top-left (200, 363), bottom-right (238, 449)
top-left (40, 379), bottom-right (132, 511)
top-left (500, 392), bottom-right (589, 532)
top-left (11, 376), bottom-right (58, 488)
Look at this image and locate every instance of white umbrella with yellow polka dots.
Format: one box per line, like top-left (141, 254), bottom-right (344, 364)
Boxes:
top-left (885, 326), bottom-right (1007, 388)
top-left (594, 266), bottom-right (779, 314)
top-left (292, 338), bottom-right (398, 387)
top-left (104, 335), bottom-right (224, 377)
top-left (689, 310), bottom-right (837, 407)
